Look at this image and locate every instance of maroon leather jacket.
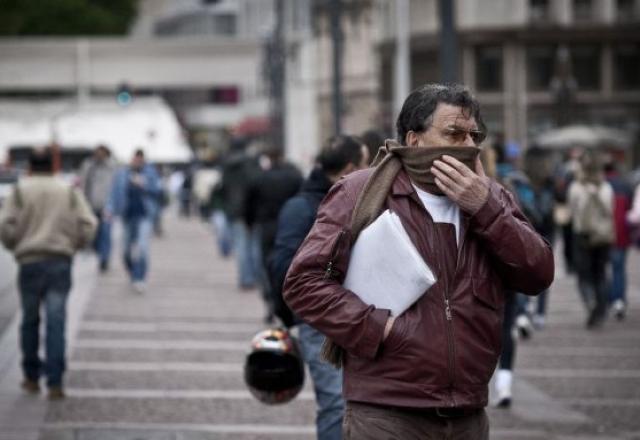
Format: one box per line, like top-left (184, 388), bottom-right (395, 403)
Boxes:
top-left (283, 168), bottom-right (554, 409)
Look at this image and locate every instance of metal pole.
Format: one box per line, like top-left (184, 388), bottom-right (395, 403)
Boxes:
top-left (330, 0), bottom-right (343, 136)
top-left (394, 0), bottom-right (411, 119)
top-left (270, 0), bottom-right (286, 152)
top-left (438, 0), bottom-right (458, 83)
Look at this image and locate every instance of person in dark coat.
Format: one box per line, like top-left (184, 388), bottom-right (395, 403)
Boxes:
top-left (219, 138), bottom-right (261, 289)
top-left (267, 135), bottom-right (369, 440)
top-left (245, 145), bottom-right (303, 322)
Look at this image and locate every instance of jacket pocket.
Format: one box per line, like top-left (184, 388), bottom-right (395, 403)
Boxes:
top-left (382, 313), bottom-right (407, 354)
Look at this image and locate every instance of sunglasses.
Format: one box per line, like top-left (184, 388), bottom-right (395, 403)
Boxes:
top-left (435, 126), bottom-right (487, 146)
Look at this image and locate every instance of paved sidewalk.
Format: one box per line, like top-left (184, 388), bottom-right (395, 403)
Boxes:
top-left (0, 214), bottom-right (638, 439)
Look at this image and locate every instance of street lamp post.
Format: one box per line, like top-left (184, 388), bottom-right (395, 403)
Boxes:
top-left (438, 0), bottom-right (458, 83)
top-left (329, 0), bottom-right (344, 136)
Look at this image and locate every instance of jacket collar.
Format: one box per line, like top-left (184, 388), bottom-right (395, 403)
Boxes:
top-left (390, 168), bottom-right (415, 197)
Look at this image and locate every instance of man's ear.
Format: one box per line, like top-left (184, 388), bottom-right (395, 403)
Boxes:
top-left (406, 131), bottom-right (419, 147)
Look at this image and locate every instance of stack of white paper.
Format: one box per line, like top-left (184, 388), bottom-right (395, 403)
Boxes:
top-left (343, 210), bottom-right (437, 316)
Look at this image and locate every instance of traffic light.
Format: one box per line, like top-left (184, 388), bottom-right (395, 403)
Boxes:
top-left (116, 83), bottom-right (133, 107)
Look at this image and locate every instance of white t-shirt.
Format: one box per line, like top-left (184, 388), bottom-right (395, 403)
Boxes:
top-left (412, 184), bottom-right (461, 245)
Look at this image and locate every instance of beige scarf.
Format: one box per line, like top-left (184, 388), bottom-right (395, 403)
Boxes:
top-left (322, 140), bottom-right (480, 366)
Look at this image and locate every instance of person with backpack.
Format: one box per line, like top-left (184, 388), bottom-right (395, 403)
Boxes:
top-left (568, 149), bottom-right (614, 329)
top-left (282, 84), bottom-right (553, 439)
top-left (268, 135), bottom-right (369, 440)
top-left (0, 149), bottom-right (97, 400)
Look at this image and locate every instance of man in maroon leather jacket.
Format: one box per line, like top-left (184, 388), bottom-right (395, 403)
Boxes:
top-left (283, 84), bottom-right (554, 439)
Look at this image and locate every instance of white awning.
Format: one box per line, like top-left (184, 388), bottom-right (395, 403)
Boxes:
top-left (0, 97), bottom-right (192, 164)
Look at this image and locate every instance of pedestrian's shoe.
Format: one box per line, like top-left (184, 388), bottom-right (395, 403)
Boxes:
top-left (494, 369), bottom-right (512, 409)
top-left (516, 314), bottom-right (533, 340)
top-left (131, 281), bottom-right (146, 294)
top-left (21, 379), bottom-right (40, 394)
top-left (586, 309), bottom-right (605, 330)
top-left (48, 386), bottom-right (65, 400)
top-left (532, 314), bottom-right (546, 331)
top-left (99, 260), bottom-right (109, 273)
top-left (612, 300), bottom-right (626, 321)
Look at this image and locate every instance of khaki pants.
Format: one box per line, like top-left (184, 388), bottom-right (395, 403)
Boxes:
top-left (343, 401), bottom-right (489, 440)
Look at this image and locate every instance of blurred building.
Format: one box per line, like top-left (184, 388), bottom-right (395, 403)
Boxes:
top-left (374, 0), bottom-right (640, 147)
top-left (1, 0), bottom-right (637, 167)
top-left (0, 0), bottom-right (278, 163)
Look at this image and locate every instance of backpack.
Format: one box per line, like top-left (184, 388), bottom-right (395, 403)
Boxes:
top-left (581, 190), bottom-right (614, 246)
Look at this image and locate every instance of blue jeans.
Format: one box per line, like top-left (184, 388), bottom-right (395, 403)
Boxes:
top-left (298, 323), bottom-right (344, 440)
top-left (230, 220), bottom-right (261, 288)
top-left (609, 248), bottom-right (627, 304)
top-left (211, 211), bottom-right (233, 257)
top-left (18, 259), bottom-right (71, 387)
top-left (123, 217), bottom-right (152, 282)
top-left (517, 290), bottom-right (547, 316)
top-left (93, 215), bottom-right (112, 267)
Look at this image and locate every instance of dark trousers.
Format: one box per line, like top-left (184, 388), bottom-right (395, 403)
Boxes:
top-left (18, 258), bottom-right (72, 387)
top-left (574, 235), bottom-right (610, 324)
top-left (343, 402), bottom-right (489, 440)
top-left (499, 291), bottom-right (517, 370)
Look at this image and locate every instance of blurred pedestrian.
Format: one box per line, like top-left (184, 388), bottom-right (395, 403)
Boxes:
top-left (78, 145), bottom-right (117, 272)
top-left (494, 291), bottom-right (518, 408)
top-left (179, 168), bottom-right (193, 217)
top-left (153, 166), bottom-right (170, 237)
top-left (0, 148), bottom-right (97, 400)
top-left (219, 138), bottom-right (261, 290)
top-left (268, 135), bottom-right (369, 440)
top-left (568, 150), bottom-right (614, 329)
top-left (283, 84), bottom-right (554, 439)
top-left (495, 153), bottom-right (555, 407)
top-left (554, 147), bottom-right (582, 274)
top-left (504, 154), bottom-right (556, 332)
top-left (107, 149), bottom-right (161, 293)
top-left (605, 161), bottom-right (632, 320)
top-left (360, 129), bottom-right (385, 165)
top-left (245, 145), bottom-right (302, 323)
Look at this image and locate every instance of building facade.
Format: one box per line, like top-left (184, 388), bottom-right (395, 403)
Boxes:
top-left (374, 0), bottom-right (640, 149)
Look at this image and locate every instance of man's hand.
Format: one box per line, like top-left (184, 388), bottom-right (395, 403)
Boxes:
top-left (383, 316), bottom-right (396, 341)
top-left (431, 155), bottom-right (490, 215)
top-left (131, 174), bottom-right (146, 187)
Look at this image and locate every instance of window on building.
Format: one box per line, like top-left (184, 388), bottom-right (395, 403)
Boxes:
top-left (617, 0), bottom-right (638, 21)
top-left (475, 46), bottom-right (503, 91)
top-left (209, 86), bottom-right (240, 104)
top-left (613, 44), bottom-right (640, 90)
top-left (573, 0), bottom-right (593, 21)
top-left (527, 45), bottom-right (556, 91)
top-left (570, 45), bottom-right (601, 90)
top-left (529, 0), bottom-right (550, 22)
top-left (213, 14), bottom-right (236, 35)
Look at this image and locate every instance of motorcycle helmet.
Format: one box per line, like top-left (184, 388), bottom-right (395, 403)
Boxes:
top-left (244, 328), bottom-right (305, 405)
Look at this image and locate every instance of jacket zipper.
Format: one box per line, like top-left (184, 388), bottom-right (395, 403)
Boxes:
top-left (324, 230), bottom-right (345, 279)
top-left (432, 223), bottom-right (457, 407)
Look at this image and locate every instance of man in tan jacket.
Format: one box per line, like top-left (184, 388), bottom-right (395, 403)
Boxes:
top-left (0, 149), bottom-right (97, 400)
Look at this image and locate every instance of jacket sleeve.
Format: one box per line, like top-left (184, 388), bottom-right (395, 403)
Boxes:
top-left (283, 180), bottom-right (390, 360)
top-left (73, 189), bottom-right (98, 249)
top-left (0, 188), bottom-right (20, 250)
top-left (470, 180), bottom-right (554, 295)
